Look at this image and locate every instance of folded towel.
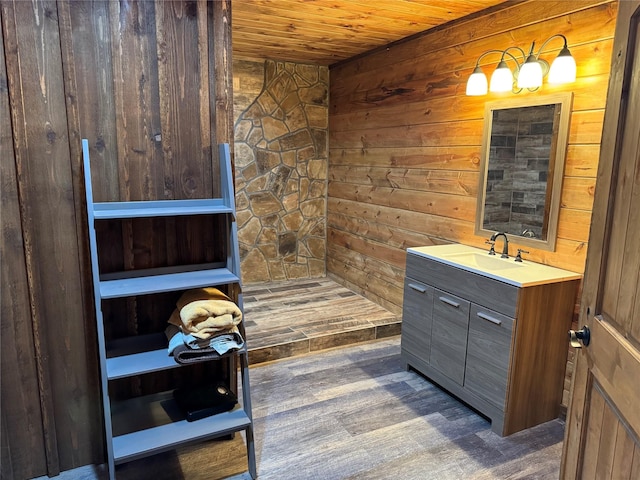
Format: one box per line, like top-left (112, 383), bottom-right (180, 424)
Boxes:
top-left (165, 324), bottom-right (245, 364)
top-left (166, 323), bottom-right (244, 353)
top-left (169, 288), bottom-right (242, 340)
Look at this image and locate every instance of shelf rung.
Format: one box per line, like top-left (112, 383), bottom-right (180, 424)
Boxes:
top-left (91, 199), bottom-right (233, 219)
top-left (106, 333), bottom-right (247, 379)
top-left (113, 407), bottom-right (251, 464)
top-left (99, 267), bottom-right (240, 298)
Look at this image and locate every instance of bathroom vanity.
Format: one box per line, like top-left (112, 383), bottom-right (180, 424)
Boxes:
top-left (401, 244), bottom-right (581, 436)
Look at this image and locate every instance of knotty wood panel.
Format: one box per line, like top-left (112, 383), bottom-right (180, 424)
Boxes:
top-left (59, 0), bottom-right (119, 203)
top-left (328, 183), bottom-right (477, 222)
top-left (1, 0), bottom-right (234, 477)
top-left (580, 383), bottom-right (640, 479)
top-left (327, 0), bottom-right (617, 314)
top-left (0, 21), bottom-right (48, 480)
top-left (231, 0), bottom-right (506, 65)
top-left (331, 1), bottom-right (616, 90)
top-left (156, 0), bottom-right (213, 200)
top-left (1, 0), bottom-right (101, 475)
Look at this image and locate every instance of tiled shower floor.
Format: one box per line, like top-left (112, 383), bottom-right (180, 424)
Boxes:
top-left (242, 277), bottom-right (401, 364)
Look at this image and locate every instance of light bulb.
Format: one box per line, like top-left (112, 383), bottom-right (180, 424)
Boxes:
top-left (517, 55), bottom-right (543, 89)
top-left (466, 66), bottom-right (488, 96)
top-left (489, 61), bottom-right (514, 92)
top-left (548, 47), bottom-right (576, 84)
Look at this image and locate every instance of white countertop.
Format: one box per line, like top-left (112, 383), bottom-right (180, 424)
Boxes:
top-left (408, 244), bottom-right (582, 287)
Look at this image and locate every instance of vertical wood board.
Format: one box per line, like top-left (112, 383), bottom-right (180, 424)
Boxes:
top-left (1, 0), bottom-right (102, 473)
top-left (0, 12), bottom-right (48, 478)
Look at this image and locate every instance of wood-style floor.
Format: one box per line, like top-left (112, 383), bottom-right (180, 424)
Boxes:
top-left (35, 279), bottom-right (564, 480)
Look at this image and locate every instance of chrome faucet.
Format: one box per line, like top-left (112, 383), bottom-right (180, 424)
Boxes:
top-left (490, 232), bottom-right (509, 258)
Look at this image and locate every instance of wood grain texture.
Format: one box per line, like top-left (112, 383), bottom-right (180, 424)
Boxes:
top-left (210, 0), bottom-right (233, 179)
top-left (2, 0), bottom-right (236, 476)
top-left (405, 254), bottom-right (519, 318)
top-left (231, 0), bottom-right (507, 65)
top-left (243, 278), bottom-right (400, 364)
top-left (505, 279), bottom-right (581, 435)
top-left (429, 290), bottom-right (470, 385)
top-left (561, 3), bottom-right (640, 476)
top-left (156, 0), bottom-right (211, 200)
top-left (401, 252), bottom-right (579, 436)
top-left (400, 279), bottom-right (434, 363)
top-left (110, 0), bottom-right (164, 202)
top-left (58, 0), bottom-right (119, 203)
top-left (331, 0), bottom-right (615, 80)
top-left (33, 337), bottom-right (568, 480)
top-left (464, 305), bottom-right (513, 410)
top-left (1, 0), bottom-right (102, 474)
top-left (327, 0), bottom-right (617, 323)
top-left (0, 15), bottom-right (48, 479)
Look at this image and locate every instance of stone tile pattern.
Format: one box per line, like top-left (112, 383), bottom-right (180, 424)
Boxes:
top-left (242, 278), bottom-right (401, 365)
top-left (234, 60), bottom-right (329, 283)
top-left (483, 104), bottom-right (556, 239)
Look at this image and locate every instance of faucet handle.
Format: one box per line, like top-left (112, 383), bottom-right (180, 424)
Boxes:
top-left (485, 239), bottom-right (496, 255)
top-left (515, 249), bottom-right (530, 262)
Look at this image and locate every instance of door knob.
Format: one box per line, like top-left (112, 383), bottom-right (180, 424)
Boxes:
top-left (568, 326), bottom-right (590, 348)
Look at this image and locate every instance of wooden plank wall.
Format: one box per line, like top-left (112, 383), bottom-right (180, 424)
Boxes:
top-left (327, 0), bottom-right (618, 315)
top-left (0, 1), bottom-right (233, 478)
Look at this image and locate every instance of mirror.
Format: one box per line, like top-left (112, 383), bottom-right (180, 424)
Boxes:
top-left (475, 93), bottom-right (573, 251)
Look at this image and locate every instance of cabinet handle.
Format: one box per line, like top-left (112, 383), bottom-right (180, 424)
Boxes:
top-left (477, 312), bottom-right (502, 325)
top-left (408, 283), bottom-right (427, 293)
top-left (438, 296), bottom-right (460, 308)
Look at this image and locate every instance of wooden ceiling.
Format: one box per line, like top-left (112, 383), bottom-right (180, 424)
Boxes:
top-left (231, 0), bottom-right (508, 66)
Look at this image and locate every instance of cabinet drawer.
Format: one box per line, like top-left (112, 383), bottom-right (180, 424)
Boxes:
top-left (464, 305), bottom-right (514, 409)
top-left (430, 289), bottom-right (470, 386)
top-left (400, 279), bottom-right (434, 360)
top-left (406, 252), bottom-right (518, 317)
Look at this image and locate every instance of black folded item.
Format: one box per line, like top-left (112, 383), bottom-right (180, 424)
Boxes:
top-left (172, 343), bottom-right (224, 365)
top-left (173, 383), bottom-right (237, 422)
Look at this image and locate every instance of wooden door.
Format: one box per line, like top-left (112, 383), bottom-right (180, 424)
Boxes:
top-left (561, 1), bottom-right (640, 478)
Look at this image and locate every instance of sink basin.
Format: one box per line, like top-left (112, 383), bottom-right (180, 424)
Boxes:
top-left (443, 252), bottom-right (525, 271)
top-left (408, 244), bottom-right (582, 287)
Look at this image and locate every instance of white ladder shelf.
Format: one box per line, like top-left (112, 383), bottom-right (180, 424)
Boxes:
top-left (82, 139), bottom-right (256, 479)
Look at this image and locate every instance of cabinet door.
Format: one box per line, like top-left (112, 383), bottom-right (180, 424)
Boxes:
top-left (430, 289), bottom-right (470, 385)
top-left (400, 278), bottom-right (434, 361)
top-left (464, 305), bottom-right (514, 409)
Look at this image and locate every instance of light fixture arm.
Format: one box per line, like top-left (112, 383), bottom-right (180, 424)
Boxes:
top-left (499, 46), bottom-right (526, 66)
top-left (473, 47), bottom-right (525, 69)
top-left (535, 33), bottom-right (569, 59)
top-left (494, 47), bottom-right (526, 93)
top-left (527, 34), bottom-right (570, 77)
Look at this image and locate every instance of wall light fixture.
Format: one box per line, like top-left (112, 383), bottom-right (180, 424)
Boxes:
top-left (466, 34), bottom-right (576, 96)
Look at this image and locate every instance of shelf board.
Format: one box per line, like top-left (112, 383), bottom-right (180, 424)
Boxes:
top-left (111, 391), bottom-right (251, 464)
top-left (106, 333), bottom-right (246, 380)
top-left (91, 198), bottom-right (234, 219)
top-left (99, 265), bottom-right (240, 298)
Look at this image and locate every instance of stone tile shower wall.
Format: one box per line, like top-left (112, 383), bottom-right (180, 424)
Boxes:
top-left (234, 60), bottom-right (329, 283)
top-left (483, 104), bottom-right (555, 239)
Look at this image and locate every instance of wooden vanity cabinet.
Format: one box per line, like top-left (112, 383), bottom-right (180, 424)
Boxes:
top-left (430, 289), bottom-right (470, 386)
top-left (464, 304), bottom-right (513, 412)
top-left (401, 250), bottom-right (580, 436)
top-left (400, 279), bottom-right (434, 362)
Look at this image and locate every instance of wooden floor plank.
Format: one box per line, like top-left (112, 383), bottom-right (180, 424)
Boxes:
top-left (36, 337), bottom-right (564, 480)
